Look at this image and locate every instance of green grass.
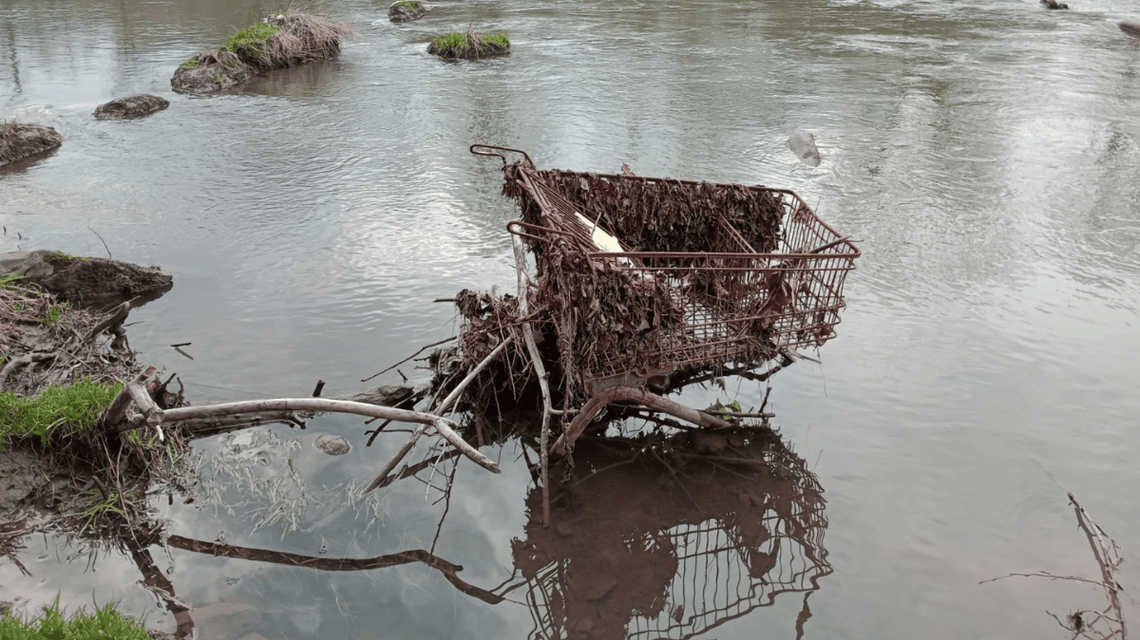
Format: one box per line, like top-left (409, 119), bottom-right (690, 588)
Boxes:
top-left (483, 33), bottom-right (510, 47)
top-left (0, 596), bottom-right (151, 640)
top-left (220, 21), bottom-right (279, 60)
top-left (0, 377), bottom-right (122, 450)
top-left (0, 274), bottom-right (25, 289)
top-left (430, 32), bottom-right (468, 51)
top-left (429, 31), bottom-right (510, 56)
top-left (38, 302), bottom-right (66, 326)
top-left (179, 56), bottom-right (199, 71)
top-left (1, 119), bottom-right (16, 132)
top-left (393, 1), bottom-right (421, 9)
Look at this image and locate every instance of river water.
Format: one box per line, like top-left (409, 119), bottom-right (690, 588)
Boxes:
top-left (3, 0), bottom-right (1140, 637)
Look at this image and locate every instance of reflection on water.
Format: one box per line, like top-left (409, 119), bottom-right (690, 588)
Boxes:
top-left (503, 430), bottom-right (830, 639)
top-left (2, 418), bottom-right (828, 640)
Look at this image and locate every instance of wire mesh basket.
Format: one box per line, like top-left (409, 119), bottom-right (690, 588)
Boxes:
top-left (474, 145), bottom-right (860, 392)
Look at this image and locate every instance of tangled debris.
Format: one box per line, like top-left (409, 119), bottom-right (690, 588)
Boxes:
top-left (443, 147), bottom-right (859, 460)
top-left (0, 270), bottom-right (192, 557)
top-left (171, 11), bottom-right (356, 94)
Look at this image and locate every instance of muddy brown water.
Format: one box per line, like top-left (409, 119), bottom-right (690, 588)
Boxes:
top-left (3, 0), bottom-right (1140, 637)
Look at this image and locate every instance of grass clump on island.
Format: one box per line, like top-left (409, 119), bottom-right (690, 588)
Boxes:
top-left (428, 28), bottom-right (510, 59)
top-left (172, 10), bottom-right (355, 93)
top-left (0, 597), bottom-right (152, 640)
top-left (0, 378), bottom-right (121, 450)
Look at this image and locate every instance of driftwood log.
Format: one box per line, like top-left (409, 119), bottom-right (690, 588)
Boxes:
top-left (99, 366), bottom-right (502, 491)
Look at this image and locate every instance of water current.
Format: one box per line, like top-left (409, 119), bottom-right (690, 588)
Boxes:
top-left (3, 0), bottom-right (1140, 637)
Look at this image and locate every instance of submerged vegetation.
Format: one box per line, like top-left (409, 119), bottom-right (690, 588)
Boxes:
top-left (171, 11), bottom-right (355, 93)
top-left (428, 29), bottom-right (510, 59)
top-left (0, 597), bottom-right (152, 640)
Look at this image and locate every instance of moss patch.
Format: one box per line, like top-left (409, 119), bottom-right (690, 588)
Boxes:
top-left (220, 21), bottom-right (279, 60)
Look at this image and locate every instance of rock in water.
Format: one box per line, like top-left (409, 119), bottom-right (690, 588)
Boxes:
top-left (314, 434), bottom-right (350, 456)
top-left (94, 95), bottom-right (170, 120)
top-left (787, 130), bottom-right (821, 167)
top-left (1121, 21), bottom-right (1140, 39)
top-left (0, 124), bottom-right (62, 166)
top-left (389, 1), bottom-right (428, 22)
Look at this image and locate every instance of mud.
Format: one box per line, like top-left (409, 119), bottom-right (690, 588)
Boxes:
top-left (0, 250), bottom-right (173, 310)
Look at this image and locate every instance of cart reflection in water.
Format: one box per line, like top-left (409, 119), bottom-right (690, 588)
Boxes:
top-left (498, 427), bottom-right (831, 640)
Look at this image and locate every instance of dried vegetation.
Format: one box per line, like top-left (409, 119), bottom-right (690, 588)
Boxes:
top-left (171, 11), bottom-right (356, 93)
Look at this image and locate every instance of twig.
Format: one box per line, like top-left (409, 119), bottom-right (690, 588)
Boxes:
top-left (87, 226), bottom-right (112, 259)
top-left (1069, 491), bottom-right (1127, 639)
top-left (0, 352), bottom-right (55, 391)
top-left (362, 336), bottom-right (514, 492)
top-left (361, 336), bottom-right (456, 383)
top-left (511, 233), bottom-right (553, 526)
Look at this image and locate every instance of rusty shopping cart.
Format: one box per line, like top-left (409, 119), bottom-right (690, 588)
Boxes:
top-left (470, 145), bottom-right (860, 451)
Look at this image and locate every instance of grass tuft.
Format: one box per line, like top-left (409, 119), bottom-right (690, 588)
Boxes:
top-left (0, 377), bottom-right (122, 450)
top-left (220, 21), bottom-right (279, 60)
top-left (0, 596), bottom-right (151, 640)
top-left (428, 30), bottom-right (510, 58)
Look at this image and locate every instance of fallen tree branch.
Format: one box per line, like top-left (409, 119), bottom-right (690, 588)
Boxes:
top-left (87, 301), bottom-right (130, 341)
top-left (551, 386), bottom-right (732, 457)
top-left (98, 365), bottom-right (157, 431)
top-left (1070, 491), bottom-right (1128, 639)
top-left (142, 532), bottom-right (503, 605)
top-left (152, 397), bottom-right (451, 431)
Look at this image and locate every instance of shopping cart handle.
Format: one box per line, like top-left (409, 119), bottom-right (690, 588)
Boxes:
top-left (471, 144), bottom-right (534, 167)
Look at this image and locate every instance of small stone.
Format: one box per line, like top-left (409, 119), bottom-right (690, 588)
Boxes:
top-left (314, 434), bottom-right (350, 456)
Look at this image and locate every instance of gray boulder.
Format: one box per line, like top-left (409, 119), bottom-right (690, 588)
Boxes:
top-left (0, 123), bottom-right (62, 167)
top-left (94, 95), bottom-right (170, 120)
